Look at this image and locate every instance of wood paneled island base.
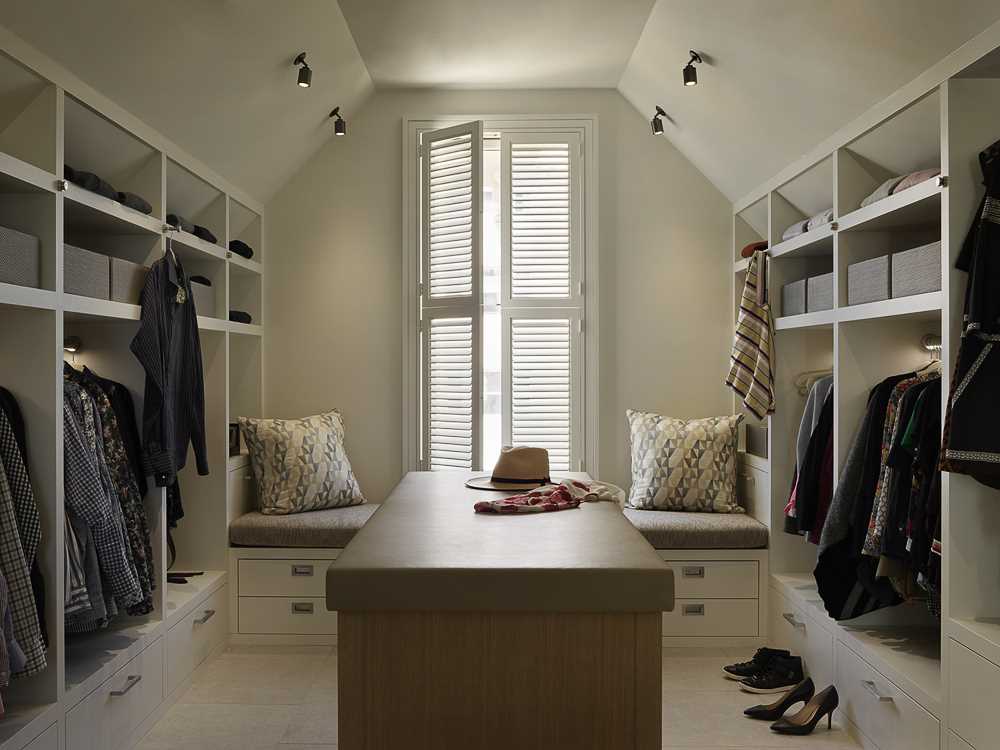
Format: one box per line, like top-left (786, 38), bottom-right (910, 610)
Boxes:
top-left (338, 609), bottom-right (662, 750)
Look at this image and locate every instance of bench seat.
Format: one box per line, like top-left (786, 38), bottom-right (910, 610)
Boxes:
top-left (623, 509), bottom-right (768, 550)
top-left (229, 504), bottom-right (380, 548)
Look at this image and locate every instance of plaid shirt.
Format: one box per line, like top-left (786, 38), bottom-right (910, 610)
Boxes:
top-left (0, 409), bottom-right (41, 580)
top-left (64, 384), bottom-right (143, 611)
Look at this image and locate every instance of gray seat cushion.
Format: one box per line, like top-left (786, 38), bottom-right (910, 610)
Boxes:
top-left (623, 509), bottom-right (768, 549)
top-left (229, 504), bottom-right (380, 548)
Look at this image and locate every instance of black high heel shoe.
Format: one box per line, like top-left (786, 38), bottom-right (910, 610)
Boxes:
top-left (744, 677), bottom-right (814, 721)
top-left (770, 685), bottom-right (839, 735)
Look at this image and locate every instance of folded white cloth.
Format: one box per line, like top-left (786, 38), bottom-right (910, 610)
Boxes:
top-left (782, 220), bottom-right (808, 241)
top-left (806, 208), bottom-right (834, 232)
top-left (861, 176), bottom-right (904, 208)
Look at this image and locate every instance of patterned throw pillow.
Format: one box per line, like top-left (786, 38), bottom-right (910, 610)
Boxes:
top-left (239, 410), bottom-right (365, 515)
top-left (625, 410), bottom-right (744, 513)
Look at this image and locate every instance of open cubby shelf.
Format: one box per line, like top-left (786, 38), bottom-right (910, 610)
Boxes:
top-left (0, 35), bottom-right (265, 750)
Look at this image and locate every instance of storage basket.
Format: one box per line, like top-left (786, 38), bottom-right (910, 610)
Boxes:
top-left (190, 280), bottom-right (216, 317)
top-left (807, 272), bottom-right (834, 312)
top-left (109, 257), bottom-right (148, 304)
top-left (64, 244), bottom-right (110, 299)
top-left (781, 279), bottom-right (807, 316)
top-left (0, 224), bottom-right (40, 288)
top-left (892, 241), bottom-right (941, 298)
top-left (848, 255), bottom-right (890, 306)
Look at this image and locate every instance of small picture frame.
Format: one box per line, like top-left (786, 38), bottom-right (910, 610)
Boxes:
top-left (228, 423), bottom-right (241, 456)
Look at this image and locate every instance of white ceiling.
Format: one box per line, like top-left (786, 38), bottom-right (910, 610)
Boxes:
top-left (337, 0), bottom-right (657, 89)
top-left (618, 0), bottom-right (1000, 202)
top-left (3, 1), bottom-right (1000, 204)
top-left (0, 0), bottom-right (373, 203)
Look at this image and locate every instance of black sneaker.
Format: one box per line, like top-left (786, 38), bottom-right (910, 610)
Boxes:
top-left (722, 648), bottom-right (791, 681)
top-left (738, 656), bottom-right (804, 694)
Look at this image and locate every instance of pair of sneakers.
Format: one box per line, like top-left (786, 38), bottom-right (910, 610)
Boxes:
top-left (723, 647), bottom-right (804, 694)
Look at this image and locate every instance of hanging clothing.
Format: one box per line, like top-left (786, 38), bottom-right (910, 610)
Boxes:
top-left (64, 514), bottom-right (90, 616)
top-left (89, 372), bottom-right (148, 498)
top-left (130, 252), bottom-right (209, 488)
top-left (727, 250), bottom-right (775, 419)
top-left (941, 138), bottom-right (1000, 488)
top-left (793, 394), bottom-right (834, 541)
top-left (784, 376), bottom-right (833, 525)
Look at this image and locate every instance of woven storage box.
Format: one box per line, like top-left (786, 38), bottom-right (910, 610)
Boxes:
top-left (807, 272), bottom-right (834, 312)
top-left (64, 244), bottom-right (109, 299)
top-left (190, 280), bottom-right (215, 317)
top-left (109, 257), bottom-right (148, 304)
top-left (0, 224), bottom-right (40, 288)
top-left (892, 241), bottom-right (941, 298)
top-left (848, 255), bottom-right (890, 306)
top-left (781, 279), bottom-right (807, 316)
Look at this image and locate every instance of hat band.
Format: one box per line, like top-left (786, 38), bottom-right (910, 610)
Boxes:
top-left (489, 475), bottom-right (551, 485)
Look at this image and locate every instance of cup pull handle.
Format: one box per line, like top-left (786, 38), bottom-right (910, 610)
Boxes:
top-left (110, 675), bottom-right (142, 697)
top-left (782, 612), bottom-right (805, 630)
top-left (862, 680), bottom-right (893, 702)
top-left (194, 609), bottom-right (216, 625)
top-left (681, 566), bottom-right (705, 578)
top-left (292, 602), bottom-right (314, 614)
top-left (682, 603), bottom-right (705, 616)
top-left (291, 564), bottom-right (314, 577)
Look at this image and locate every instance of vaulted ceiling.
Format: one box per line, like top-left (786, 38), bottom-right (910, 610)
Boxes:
top-left (4, 1), bottom-right (1000, 203)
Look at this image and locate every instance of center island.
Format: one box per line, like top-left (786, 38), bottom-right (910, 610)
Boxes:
top-left (327, 471), bottom-right (675, 750)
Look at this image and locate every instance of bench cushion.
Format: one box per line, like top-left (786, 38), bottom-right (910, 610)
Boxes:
top-left (623, 509), bottom-right (768, 549)
top-left (229, 504), bottom-right (380, 548)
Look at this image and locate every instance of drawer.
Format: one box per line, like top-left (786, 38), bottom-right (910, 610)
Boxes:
top-left (662, 598), bottom-right (757, 637)
top-left (165, 585), bottom-right (227, 697)
top-left (948, 732), bottom-right (975, 750)
top-left (837, 641), bottom-right (939, 750)
top-left (663, 560), bottom-right (757, 599)
top-left (239, 596), bottom-right (338, 635)
top-left (24, 723), bottom-right (57, 750)
top-left (948, 639), bottom-right (998, 750)
top-left (67, 638), bottom-right (163, 750)
top-left (239, 558), bottom-right (333, 598)
top-left (768, 588), bottom-right (835, 687)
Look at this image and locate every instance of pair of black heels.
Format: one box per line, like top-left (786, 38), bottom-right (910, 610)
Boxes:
top-left (744, 677), bottom-right (839, 735)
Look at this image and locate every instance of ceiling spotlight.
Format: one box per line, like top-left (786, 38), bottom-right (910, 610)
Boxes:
top-left (329, 106), bottom-right (346, 136)
top-left (650, 105), bottom-right (666, 135)
top-left (683, 50), bottom-right (702, 86)
top-left (294, 52), bottom-right (312, 88)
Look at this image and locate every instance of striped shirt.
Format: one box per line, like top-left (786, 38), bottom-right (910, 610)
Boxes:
top-left (726, 251), bottom-right (775, 420)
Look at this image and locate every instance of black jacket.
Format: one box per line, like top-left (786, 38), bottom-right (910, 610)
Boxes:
top-left (130, 252), bottom-right (208, 486)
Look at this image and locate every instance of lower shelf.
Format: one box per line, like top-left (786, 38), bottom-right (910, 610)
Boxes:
top-left (949, 615), bottom-right (1000, 669)
top-left (0, 701), bottom-right (58, 748)
top-left (165, 570), bottom-right (226, 628)
top-left (772, 572), bottom-right (942, 716)
top-left (64, 616), bottom-right (162, 706)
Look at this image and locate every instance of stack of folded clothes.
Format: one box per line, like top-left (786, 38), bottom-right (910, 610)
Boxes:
top-left (782, 207), bottom-right (834, 241)
top-left (860, 167), bottom-right (940, 208)
top-left (166, 213), bottom-right (219, 245)
top-left (64, 165), bottom-right (152, 215)
top-left (229, 240), bottom-right (254, 260)
top-left (229, 310), bottom-right (253, 325)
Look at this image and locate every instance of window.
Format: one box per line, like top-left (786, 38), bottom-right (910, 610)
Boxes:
top-left (405, 117), bottom-right (596, 474)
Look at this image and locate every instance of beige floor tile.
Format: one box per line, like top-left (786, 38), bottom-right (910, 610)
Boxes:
top-left (138, 703), bottom-right (294, 749)
top-left (273, 745), bottom-right (337, 750)
top-left (663, 689), bottom-right (859, 749)
top-left (180, 650), bottom-right (326, 705)
top-left (280, 703), bottom-right (338, 745)
top-left (663, 647), bottom-right (731, 659)
top-left (663, 655), bottom-right (746, 692)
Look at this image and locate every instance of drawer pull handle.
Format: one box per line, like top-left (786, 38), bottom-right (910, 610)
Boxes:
top-left (782, 612), bottom-right (805, 630)
top-left (292, 602), bottom-right (314, 614)
top-left (194, 609), bottom-right (216, 625)
top-left (681, 566), bottom-right (705, 578)
top-left (682, 603), bottom-right (705, 616)
top-left (861, 680), bottom-right (893, 703)
top-left (110, 674), bottom-right (142, 696)
top-left (292, 564), bottom-right (314, 577)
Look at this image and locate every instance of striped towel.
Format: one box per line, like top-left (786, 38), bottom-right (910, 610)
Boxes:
top-left (726, 250), bottom-right (775, 419)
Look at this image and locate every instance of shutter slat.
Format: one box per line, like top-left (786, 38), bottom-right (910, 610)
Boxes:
top-left (426, 129), bottom-right (477, 300)
top-left (427, 316), bottom-right (475, 470)
top-left (510, 318), bottom-right (572, 471)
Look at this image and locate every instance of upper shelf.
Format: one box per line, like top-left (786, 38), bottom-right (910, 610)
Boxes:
top-left (838, 178), bottom-right (942, 233)
top-left (166, 159), bottom-right (226, 252)
top-left (229, 196), bottom-right (262, 263)
top-left (0, 50), bottom-right (57, 176)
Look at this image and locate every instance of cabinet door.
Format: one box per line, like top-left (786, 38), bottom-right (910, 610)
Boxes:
top-left (948, 639), bottom-right (998, 750)
top-left (23, 723), bottom-right (58, 750)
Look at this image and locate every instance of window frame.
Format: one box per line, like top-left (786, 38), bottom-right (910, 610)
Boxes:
top-left (402, 114), bottom-right (599, 474)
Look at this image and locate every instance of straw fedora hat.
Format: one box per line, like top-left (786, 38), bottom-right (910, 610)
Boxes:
top-left (465, 446), bottom-right (554, 491)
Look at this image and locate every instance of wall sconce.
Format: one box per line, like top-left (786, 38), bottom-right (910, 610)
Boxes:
top-left (683, 51), bottom-right (703, 86)
top-left (294, 52), bottom-right (312, 88)
top-left (650, 106), bottom-right (667, 135)
top-left (329, 106), bottom-right (346, 136)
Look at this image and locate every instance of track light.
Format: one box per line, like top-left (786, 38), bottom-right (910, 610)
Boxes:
top-left (683, 50), bottom-right (702, 86)
top-left (63, 336), bottom-right (82, 354)
top-left (329, 106), bottom-right (346, 136)
top-left (294, 52), bottom-right (312, 88)
top-left (650, 105), bottom-right (666, 135)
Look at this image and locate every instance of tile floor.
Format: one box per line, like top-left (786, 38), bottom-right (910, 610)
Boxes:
top-left (138, 645), bottom-right (863, 749)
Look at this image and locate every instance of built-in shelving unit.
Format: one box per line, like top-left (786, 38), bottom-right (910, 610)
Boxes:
top-left (0, 27), bottom-right (264, 750)
top-left (731, 29), bottom-right (1000, 750)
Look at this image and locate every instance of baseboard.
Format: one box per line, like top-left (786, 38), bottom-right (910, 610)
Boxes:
top-left (662, 636), bottom-right (765, 649)
top-left (228, 633), bottom-right (338, 647)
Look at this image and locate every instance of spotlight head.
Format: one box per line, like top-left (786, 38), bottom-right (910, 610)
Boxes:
top-left (683, 50), bottom-right (703, 86)
top-left (651, 105), bottom-right (666, 135)
top-left (330, 106), bottom-right (346, 136)
top-left (294, 52), bottom-right (312, 88)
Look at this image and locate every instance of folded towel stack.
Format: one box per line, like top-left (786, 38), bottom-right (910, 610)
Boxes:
top-left (64, 165), bottom-right (153, 215)
top-left (860, 168), bottom-right (940, 208)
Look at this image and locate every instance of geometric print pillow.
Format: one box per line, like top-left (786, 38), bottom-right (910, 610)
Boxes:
top-left (239, 410), bottom-right (365, 515)
top-left (625, 410), bottom-right (744, 513)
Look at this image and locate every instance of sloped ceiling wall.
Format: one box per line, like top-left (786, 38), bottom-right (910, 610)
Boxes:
top-left (618, 0), bottom-right (1000, 202)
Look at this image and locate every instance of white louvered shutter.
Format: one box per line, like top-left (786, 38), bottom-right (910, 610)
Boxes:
top-left (420, 121), bottom-right (483, 470)
top-left (500, 132), bottom-right (584, 472)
